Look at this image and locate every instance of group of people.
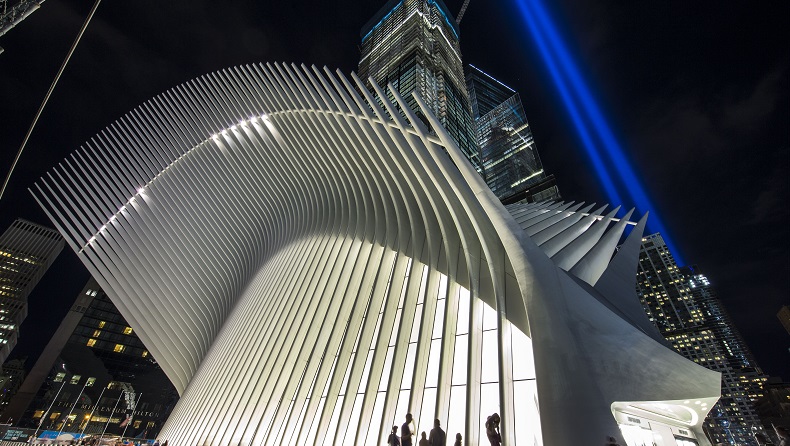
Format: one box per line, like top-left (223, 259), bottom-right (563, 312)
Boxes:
top-left (387, 412), bottom-right (502, 446)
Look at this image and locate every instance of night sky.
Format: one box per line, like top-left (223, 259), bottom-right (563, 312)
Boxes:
top-left (1, 0), bottom-right (787, 380)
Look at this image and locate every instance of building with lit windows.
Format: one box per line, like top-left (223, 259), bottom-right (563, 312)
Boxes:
top-left (1, 278), bottom-right (176, 438)
top-left (754, 377), bottom-right (790, 442)
top-left (0, 219), bottom-right (63, 364)
top-left (465, 64), bottom-right (560, 203)
top-left (0, 358), bottom-right (25, 412)
top-left (637, 233), bottom-right (768, 445)
top-left (27, 62), bottom-right (726, 446)
top-left (358, 0), bottom-right (479, 171)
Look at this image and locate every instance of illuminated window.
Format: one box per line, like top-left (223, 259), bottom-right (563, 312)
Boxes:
top-left (123, 327), bottom-right (133, 335)
top-left (50, 412), bottom-right (60, 420)
top-left (87, 339), bottom-right (96, 347)
top-left (93, 330), bottom-right (101, 337)
top-left (54, 372), bottom-right (65, 382)
top-left (70, 375), bottom-right (81, 385)
top-left (114, 344), bottom-right (125, 353)
top-left (98, 321), bottom-right (106, 328)
top-left (32, 410), bottom-right (44, 419)
top-left (86, 377), bottom-right (96, 387)
top-left (142, 350), bottom-right (148, 358)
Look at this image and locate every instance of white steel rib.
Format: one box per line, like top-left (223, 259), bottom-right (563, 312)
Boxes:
top-left (32, 63), bottom-right (721, 446)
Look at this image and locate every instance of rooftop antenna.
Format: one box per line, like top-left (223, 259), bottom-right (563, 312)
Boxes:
top-left (456, 0), bottom-right (471, 25)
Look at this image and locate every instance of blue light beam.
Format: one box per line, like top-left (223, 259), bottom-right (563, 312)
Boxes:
top-left (514, 0), bottom-right (685, 265)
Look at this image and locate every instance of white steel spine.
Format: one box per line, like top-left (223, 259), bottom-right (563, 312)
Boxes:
top-left (32, 63), bottom-right (722, 446)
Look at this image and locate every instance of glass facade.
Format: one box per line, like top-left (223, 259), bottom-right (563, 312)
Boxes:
top-left (358, 0), bottom-right (479, 171)
top-left (0, 219), bottom-right (63, 365)
top-left (466, 64), bottom-right (560, 202)
top-left (12, 279), bottom-right (176, 438)
top-left (637, 233), bottom-right (768, 445)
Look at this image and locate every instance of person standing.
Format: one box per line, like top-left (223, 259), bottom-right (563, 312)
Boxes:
top-left (388, 426), bottom-right (401, 446)
top-left (401, 413), bottom-right (416, 446)
top-left (485, 413), bottom-right (501, 446)
top-left (453, 433), bottom-right (463, 446)
top-left (429, 419), bottom-right (446, 446)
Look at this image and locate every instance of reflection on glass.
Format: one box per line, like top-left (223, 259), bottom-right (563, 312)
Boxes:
top-left (447, 385), bottom-right (467, 444)
top-left (481, 330), bottom-right (499, 384)
top-left (452, 334), bottom-right (468, 386)
top-left (513, 380), bottom-right (542, 445)
top-left (456, 288), bottom-right (470, 335)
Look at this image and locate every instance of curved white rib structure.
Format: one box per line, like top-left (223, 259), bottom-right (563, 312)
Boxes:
top-left (32, 63), bottom-right (721, 446)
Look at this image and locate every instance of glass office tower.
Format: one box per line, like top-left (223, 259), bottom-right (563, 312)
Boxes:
top-left (466, 64), bottom-right (560, 202)
top-left (358, 0), bottom-right (479, 171)
top-left (0, 219), bottom-right (63, 364)
top-left (637, 233), bottom-right (768, 446)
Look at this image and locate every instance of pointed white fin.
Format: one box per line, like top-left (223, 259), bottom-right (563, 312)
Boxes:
top-left (593, 212), bottom-right (665, 342)
top-left (525, 201), bottom-right (584, 236)
top-left (552, 206), bottom-right (621, 270)
top-left (540, 204), bottom-right (607, 257)
top-left (570, 208), bottom-right (634, 285)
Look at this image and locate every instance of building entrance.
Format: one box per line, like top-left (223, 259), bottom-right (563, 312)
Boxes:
top-left (613, 400), bottom-right (715, 446)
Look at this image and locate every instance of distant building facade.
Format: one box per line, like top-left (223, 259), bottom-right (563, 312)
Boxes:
top-left (358, 0), bottom-right (479, 171)
top-left (2, 278), bottom-right (176, 438)
top-left (466, 64), bottom-right (560, 203)
top-left (778, 305), bottom-right (790, 336)
top-left (755, 377), bottom-right (790, 443)
top-left (0, 358), bottom-right (25, 415)
top-left (0, 219), bottom-right (63, 364)
top-left (637, 233), bottom-right (768, 445)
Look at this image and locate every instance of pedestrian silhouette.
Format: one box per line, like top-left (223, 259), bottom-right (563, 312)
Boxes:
top-left (429, 419), bottom-right (446, 446)
top-left (453, 432), bottom-right (462, 446)
top-left (485, 413), bottom-right (501, 446)
top-left (419, 431), bottom-right (429, 446)
top-left (388, 425), bottom-right (400, 446)
top-left (401, 413), bottom-right (416, 446)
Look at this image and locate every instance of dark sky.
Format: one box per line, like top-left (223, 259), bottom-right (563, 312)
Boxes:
top-left (1, 0), bottom-right (787, 380)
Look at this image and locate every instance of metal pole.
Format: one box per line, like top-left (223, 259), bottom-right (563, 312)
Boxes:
top-left (120, 393), bottom-right (142, 440)
top-left (80, 386), bottom-right (106, 437)
top-left (58, 380), bottom-right (88, 437)
top-left (99, 390), bottom-right (124, 445)
top-left (33, 379), bottom-right (67, 439)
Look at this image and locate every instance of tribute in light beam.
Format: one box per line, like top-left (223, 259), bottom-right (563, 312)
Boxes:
top-left (514, 0), bottom-right (685, 264)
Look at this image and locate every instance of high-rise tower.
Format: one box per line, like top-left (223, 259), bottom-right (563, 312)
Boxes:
top-left (358, 0), bottom-right (479, 171)
top-left (637, 233), bottom-right (768, 445)
top-left (0, 219), bottom-right (63, 364)
top-left (466, 64), bottom-right (560, 202)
